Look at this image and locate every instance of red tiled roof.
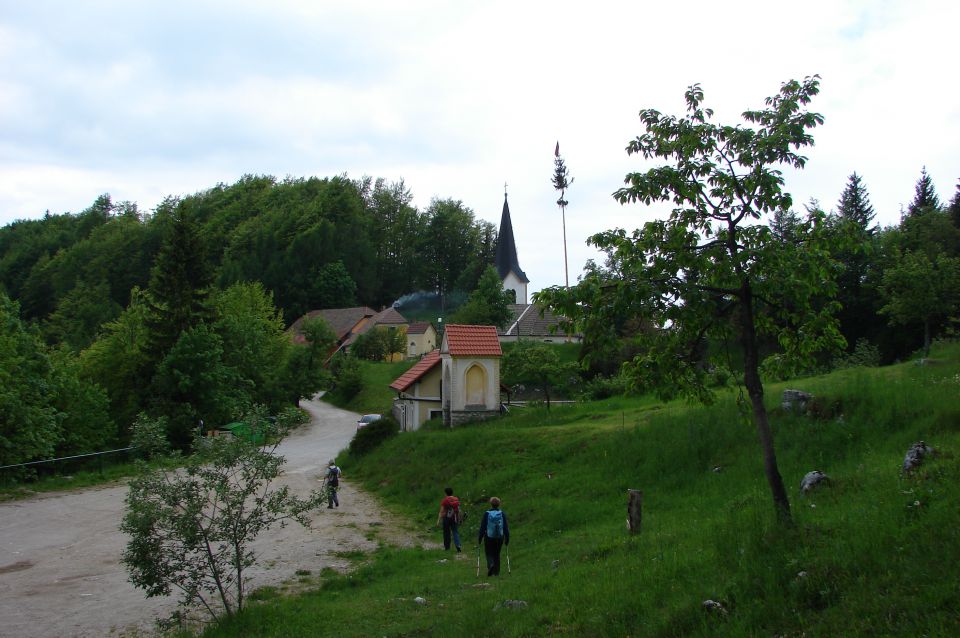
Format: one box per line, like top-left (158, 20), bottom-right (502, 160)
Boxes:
top-left (389, 350), bottom-right (441, 392)
top-left (407, 321), bottom-right (433, 335)
top-left (443, 324), bottom-right (503, 356)
top-left (288, 307), bottom-right (377, 341)
top-left (371, 307), bottom-right (408, 325)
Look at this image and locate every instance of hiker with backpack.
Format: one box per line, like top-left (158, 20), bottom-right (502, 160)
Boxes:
top-left (477, 496), bottom-right (509, 576)
top-left (436, 486), bottom-right (463, 552)
top-left (325, 460), bottom-right (341, 508)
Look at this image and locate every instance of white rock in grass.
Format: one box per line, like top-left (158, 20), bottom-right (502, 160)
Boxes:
top-left (800, 470), bottom-right (830, 494)
top-left (414, 596), bottom-right (427, 605)
top-left (702, 599), bottom-right (728, 616)
top-left (903, 441), bottom-right (936, 473)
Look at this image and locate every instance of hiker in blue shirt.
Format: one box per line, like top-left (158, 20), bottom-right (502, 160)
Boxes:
top-left (477, 496), bottom-right (509, 576)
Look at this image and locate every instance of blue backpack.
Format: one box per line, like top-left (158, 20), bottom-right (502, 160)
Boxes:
top-left (486, 510), bottom-right (504, 539)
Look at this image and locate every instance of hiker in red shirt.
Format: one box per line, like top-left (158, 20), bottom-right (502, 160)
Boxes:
top-left (436, 486), bottom-right (463, 552)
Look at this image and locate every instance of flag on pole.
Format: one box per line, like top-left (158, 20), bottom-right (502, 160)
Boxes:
top-left (554, 141), bottom-right (559, 157)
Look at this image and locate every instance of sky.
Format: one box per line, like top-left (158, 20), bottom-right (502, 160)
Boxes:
top-left (2, 0), bottom-right (958, 294)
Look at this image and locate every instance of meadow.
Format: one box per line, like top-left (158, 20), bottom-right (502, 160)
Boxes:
top-left (199, 343), bottom-right (960, 636)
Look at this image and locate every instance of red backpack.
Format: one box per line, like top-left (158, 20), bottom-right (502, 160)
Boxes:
top-left (444, 496), bottom-right (464, 524)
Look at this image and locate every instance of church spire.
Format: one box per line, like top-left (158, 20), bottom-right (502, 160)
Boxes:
top-left (495, 192), bottom-right (529, 286)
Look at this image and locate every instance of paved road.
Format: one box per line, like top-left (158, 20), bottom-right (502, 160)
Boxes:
top-left (0, 398), bottom-right (412, 637)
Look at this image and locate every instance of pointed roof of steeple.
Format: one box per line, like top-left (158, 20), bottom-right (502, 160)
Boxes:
top-left (494, 194), bottom-right (529, 283)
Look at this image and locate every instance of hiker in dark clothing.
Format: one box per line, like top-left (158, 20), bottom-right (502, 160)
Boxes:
top-left (436, 486), bottom-right (462, 552)
top-left (477, 496), bottom-right (509, 576)
top-left (325, 461), bottom-right (341, 508)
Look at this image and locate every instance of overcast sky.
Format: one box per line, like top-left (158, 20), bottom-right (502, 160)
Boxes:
top-left (2, 1), bottom-right (958, 294)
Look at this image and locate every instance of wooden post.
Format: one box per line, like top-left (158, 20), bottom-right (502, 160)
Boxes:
top-left (627, 489), bottom-right (642, 534)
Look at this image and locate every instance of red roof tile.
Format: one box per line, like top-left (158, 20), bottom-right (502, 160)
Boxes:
top-left (407, 321), bottom-right (433, 335)
top-left (443, 324), bottom-right (503, 356)
top-left (389, 350), bottom-right (441, 392)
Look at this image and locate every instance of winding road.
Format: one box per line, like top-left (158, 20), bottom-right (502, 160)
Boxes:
top-left (0, 398), bottom-right (418, 637)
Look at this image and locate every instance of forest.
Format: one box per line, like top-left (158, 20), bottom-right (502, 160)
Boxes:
top-left (1, 155), bottom-right (959, 470)
top-left (0, 175), bottom-right (498, 465)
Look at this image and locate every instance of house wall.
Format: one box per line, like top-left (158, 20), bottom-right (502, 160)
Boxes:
top-left (393, 366), bottom-right (442, 431)
top-left (407, 326), bottom-right (438, 358)
top-left (441, 355), bottom-right (500, 427)
top-left (502, 271), bottom-right (528, 305)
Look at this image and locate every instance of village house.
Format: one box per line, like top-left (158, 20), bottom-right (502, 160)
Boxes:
top-left (288, 305), bottom-right (409, 359)
top-left (405, 321), bottom-right (438, 359)
top-left (389, 349), bottom-right (442, 431)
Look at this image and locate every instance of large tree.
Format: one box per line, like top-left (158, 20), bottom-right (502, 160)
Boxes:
top-left (449, 266), bottom-right (513, 328)
top-left (906, 167), bottom-right (941, 217)
top-left (538, 77), bottom-right (843, 522)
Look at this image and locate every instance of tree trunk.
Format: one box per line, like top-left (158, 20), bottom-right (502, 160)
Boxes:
top-left (739, 284), bottom-right (792, 523)
top-left (923, 318), bottom-right (931, 358)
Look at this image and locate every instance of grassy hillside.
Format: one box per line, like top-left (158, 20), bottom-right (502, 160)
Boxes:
top-left (324, 359), bottom-right (415, 416)
top-left (201, 343), bottom-right (960, 637)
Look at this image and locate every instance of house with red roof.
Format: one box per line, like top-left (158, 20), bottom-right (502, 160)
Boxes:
top-left (388, 324), bottom-right (503, 429)
top-left (388, 349), bottom-right (442, 430)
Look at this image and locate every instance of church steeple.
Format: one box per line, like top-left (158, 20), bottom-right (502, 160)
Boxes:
top-left (494, 192), bottom-right (529, 304)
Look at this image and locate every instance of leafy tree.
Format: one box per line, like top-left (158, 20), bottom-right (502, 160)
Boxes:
top-left (449, 266), bottom-right (513, 328)
top-left (43, 278), bottom-right (123, 352)
top-left (421, 199), bottom-right (480, 310)
top-left (212, 282), bottom-right (291, 410)
top-left (502, 341), bottom-right (575, 410)
top-left (539, 77), bottom-right (842, 522)
top-left (906, 167), bottom-right (941, 217)
top-left (49, 349), bottom-right (115, 455)
top-left (79, 288), bottom-right (151, 438)
top-left (0, 293), bottom-right (59, 466)
top-left (313, 260), bottom-right (358, 309)
top-left (879, 249), bottom-right (960, 356)
top-left (153, 323), bottom-right (244, 447)
top-left (121, 406), bottom-right (323, 622)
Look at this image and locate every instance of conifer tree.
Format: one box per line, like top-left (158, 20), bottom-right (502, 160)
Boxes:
top-left (948, 179), bottom-right (960, 229)
top-left (906, 167), bottom-right (941, 217)
top-left (837, 172), bottom-right (876, 232)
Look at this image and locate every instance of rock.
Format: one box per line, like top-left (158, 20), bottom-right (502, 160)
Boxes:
top-left (436, 559), bottom-right (448, 564)
top-left (782, 389), bottom-right (813, 413)
top-left (495, 599), bottom-right (528, 610)
top-left (414, 596), bottom-right (427, 605)
top-left (702, 599), bottom-right (728, 616)
top-left (712, 466), bottom-right (723, 473)
top-left (551, 559), bottom-right (560, 571)
top-left (800, 470), bottom-right (830, 494)
top-left (903, 441), bottom-right (936, 473)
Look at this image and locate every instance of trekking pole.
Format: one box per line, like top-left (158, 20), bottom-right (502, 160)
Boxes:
top-left (506, 545), bottom-right (511, 574)
top-left (476, 544), bottom-right (481, 578)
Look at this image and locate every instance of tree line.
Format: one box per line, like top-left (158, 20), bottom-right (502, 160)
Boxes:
top-left (0, 176), bottom-right (498, 465)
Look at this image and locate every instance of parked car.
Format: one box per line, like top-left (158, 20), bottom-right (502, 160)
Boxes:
top-left (356, 414), bottom-right (382, 430)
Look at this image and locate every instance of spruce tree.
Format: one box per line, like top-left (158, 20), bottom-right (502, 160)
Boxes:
top-left (906, 167), bottom-right (941, 217)
top-left (837, 172), bottom-right (876, 232)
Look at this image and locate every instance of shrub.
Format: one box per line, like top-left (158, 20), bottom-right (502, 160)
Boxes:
top-left (349, 415), bottom-right (400, 456)
top-left (579, 374), bottom-right (627, 400)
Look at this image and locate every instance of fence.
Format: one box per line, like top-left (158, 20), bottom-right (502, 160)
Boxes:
top-left (0, 447), bottom-right (137, 485)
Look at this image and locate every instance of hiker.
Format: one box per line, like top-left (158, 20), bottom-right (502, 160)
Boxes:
top-left (477, 496), bottom-right (509, 576)
top-left (436, 486), bottom-right (463, 552)
top-left (325, 461), bottom-right (341, 508)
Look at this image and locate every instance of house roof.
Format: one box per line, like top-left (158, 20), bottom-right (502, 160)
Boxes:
top-left (407, 321), bottom-right (433, 335)
top-left (289, 306), bottom-right (377, 341)
top-left (443, 324), bottom-right (503, 356)
top-left (494, 195), bottom-right (529, 284)
top-left (498, 303), bottom-right (573, 337)
top-left (371, 307), bottom-right (408, 325)
top-left (389, 349), bottom-right (441, 392)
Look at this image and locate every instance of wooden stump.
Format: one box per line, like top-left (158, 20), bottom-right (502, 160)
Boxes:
top-left (627, 489), bottom-right (643, 534)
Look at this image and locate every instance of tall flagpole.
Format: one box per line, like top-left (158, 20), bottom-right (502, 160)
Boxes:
top-left (552, 142), bottom-right (572, 288)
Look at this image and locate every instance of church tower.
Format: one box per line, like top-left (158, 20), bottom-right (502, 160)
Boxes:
top-left (494, 193), bottom-right (529, 304)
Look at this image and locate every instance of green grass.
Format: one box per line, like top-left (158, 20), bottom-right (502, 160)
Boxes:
top-left (199, 342), bottom-right (960, 637)
top-left (324, 359), bottom-right (416, 415)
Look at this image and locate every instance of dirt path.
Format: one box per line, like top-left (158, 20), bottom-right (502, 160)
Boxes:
top-left (0, 398), bottom-right (431, 637)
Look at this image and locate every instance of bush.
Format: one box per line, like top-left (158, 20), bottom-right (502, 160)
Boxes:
top-left (579, 374), bottom-right (627, 400)
top-left (349, 415), bottom-right (400, 456)
top-left (331, 355), bottom-right (364, 401)
top-left (834, 338), bottom-right (881, 369)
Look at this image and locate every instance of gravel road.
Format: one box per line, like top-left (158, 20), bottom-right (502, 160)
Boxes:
top-left (0, 398), bottom-right (424, 637)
